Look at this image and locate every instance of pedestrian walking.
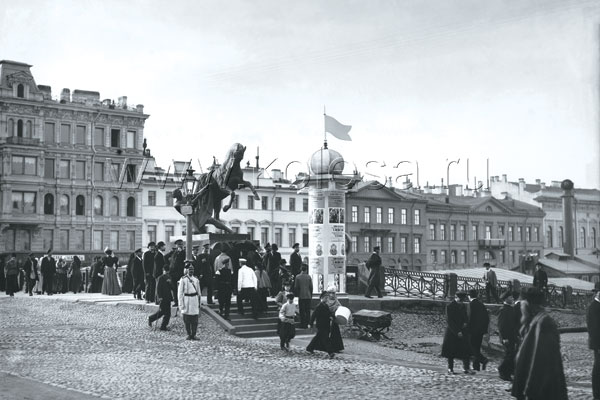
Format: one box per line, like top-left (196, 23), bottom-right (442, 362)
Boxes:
top-left (101, 248), bottom-right (122, 296)
top-left (55, 258), bottom-right (68, 294)
top-left (498, 293), bottom-right (518, 382)
top-left (237, 258), bottom-right (258, 319)
top-left (154, 241), bottom-right (168, 304)
top-left (441, 292), bottom-right (473, 374)
top-left (255, 263), bottom-right (271, 315)
top-left (483, 262), bottom-right (499, 303)
top-left (132, 248), bottom-right (145, 300)
top-left (587, 284), bottom-right (600, 400)
top-left (279, 293), bottom-right (297, 350)
top-left (269, 244), bottom-right (282, 296)
top-left (532, 263), bottom-right (548, 303)
top-left (289, 243), bottom-right (302, 279)
top-left (122, 252), bottom-right (134, 293)
top-left (365, 246), bottom-right (383, 298)
top-left (89, 256), bottom-right (104, 293)
top-left (40, 249), bottom-right (56, 296)
top-left (294, 264), bottom-right (313, 329)
top-left (68, 256), bottom-right (82, 294)
top-left (169, 239), bottom-right (186, 307)
top-left (23, 253), bottom-right (39, 296)
top-left (5, 253), bottom-right (19, 297)
top-left (149, 264), bottom-right (173, 331)
top-left (143, 242), bottom-right (157, 303)
top-left (324, 284), bottom-right (344, 353)
top-left (467, 289), bottom-right (489, 371)
top-left (215, 258), bottom-right (233, 320)
top-left (178, 263), bottom-right (201, 340)
top-left (198, 243), bottom-right (214, 305)
top-left (306, 291), bottom-right (335, 359)
top-left (511, 287), bottom-right (567, 400)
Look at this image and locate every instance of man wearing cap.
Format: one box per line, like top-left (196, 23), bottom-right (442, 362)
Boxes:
top-left (23, 253), bottom-right (39, 297)
top-left (154, 242), bottom-right (167, 304)
top-left (289, 243), bottom-right (302, 278)
top-left (178, 263), bottom-right (201, 340)
top-left (149, 263), bottom-right (173, 331)
top-left (132, 248), bottom-right (145, 300)
top-left (512, 287), bottom-right (567, 400)
top-left (40, 249), bottom-right (56, 296)
top-left (441, 292), bottom-right (473, 374)
top-left (587, 284), bottom-right (600, 400)
top-left (365, 246), bottom-right (383, 298)
top-left (498, 293), bottom-right (518, 381)
top-left (143, 242), bottom-right (156, 303)
top-left (294, 264), bottom-right (313, 329)
top-left (482, 263), bottom-right (499, 303)
top-left (237, 258), bottom-right (258, 318)
top-left (198, 243), bottom-right (214, 305)
top-left (169, 239), bottom-right (186, 307)
top-left (215, 257), bottom-right (233, 319)
top-left (467, 289), bottom-right (489, 371)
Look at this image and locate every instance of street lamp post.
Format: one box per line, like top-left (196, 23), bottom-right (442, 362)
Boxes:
top-left (446, 159), bottom-right (460, 192)
top-left (181, 167), bottom-right (197, 264)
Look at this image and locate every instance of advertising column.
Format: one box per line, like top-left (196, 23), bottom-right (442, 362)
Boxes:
top-left (308, 187), bottom-right (346, 293)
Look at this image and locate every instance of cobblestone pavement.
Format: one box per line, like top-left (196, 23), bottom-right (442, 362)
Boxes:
top-left (0, 293), bottom-right (593, 400)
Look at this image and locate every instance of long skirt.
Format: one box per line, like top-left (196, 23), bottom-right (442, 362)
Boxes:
top-left (307, 328), bottom-right (332, 354)
top-left (5, 274), bottom-right (19, 295)
top-left (69, 273), bottom-right (82, 293)
top-left (102, 267), bottom-right (122, 295)
top-left (330, 322), bottom-right (344, 353)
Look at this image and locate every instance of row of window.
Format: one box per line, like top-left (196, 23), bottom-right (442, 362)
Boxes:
top-left (428, 223), bottom-right (542, 242)
top-left (429, 249), bottom-right (517, 265)
top-left (12, 191), bottom-right (137, 217)
top-left (350, 206), bottom-right (421, 225)
top-left (349, 235), bottom-right (422, 254)
top-left (547, 226), bottom-right (598, 249)
top-left (4, 228), bottom-right (136, 252)
top-left (11, 156), bottom-right (138, 183)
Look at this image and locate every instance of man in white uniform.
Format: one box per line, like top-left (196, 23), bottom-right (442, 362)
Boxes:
top-left (178, 263), bottom-right (201, 340)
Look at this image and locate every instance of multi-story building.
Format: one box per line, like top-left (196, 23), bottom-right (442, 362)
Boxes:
top-left (345, 181), bottom-right (428, 271)
top-left (0, 60), bottom-right (149, 261)
top-left (421, 187), bottom-right (545, 271)
top-left (490, 175), bottom-right (600, 255)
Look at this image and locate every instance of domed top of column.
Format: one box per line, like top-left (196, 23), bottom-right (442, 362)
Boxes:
top-left (309, 142), bottom-right (345, 175)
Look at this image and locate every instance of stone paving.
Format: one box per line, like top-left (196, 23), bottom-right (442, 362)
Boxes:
top-left (0, 292), bottom-right (594, 399)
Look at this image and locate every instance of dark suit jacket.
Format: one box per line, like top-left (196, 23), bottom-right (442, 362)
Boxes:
top-left (41, 256), bottom-right (56, 276)
top-left (156, 274), bottom-right (173, 303)
top-left (132, 256), bottom-right (144, 283)
top-left (533, 269), bottom-right (548, 289)
top-left (588, 299), bottom-right (600, 350)
top-left (467, 298), bottom-right (489, 336)
top-left (23, 258), bottom-right (39, 280)
top-left (143, 250), bottom-right (155, 276)
top-left (498, 304), bottom-right (518, 342)
top-left (289, 252), bottom-right (302, 276)
top-left (366, 252), bottom-right (382, 281)
top-left (154, 252), bottom-right (166, 278)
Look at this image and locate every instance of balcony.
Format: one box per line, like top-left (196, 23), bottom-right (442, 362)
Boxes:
top-left (5, 137), bottom-right (41, 146)
top-left (478, 238), bottom-right (506, 249)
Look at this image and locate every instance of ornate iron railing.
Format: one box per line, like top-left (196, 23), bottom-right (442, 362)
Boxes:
top-left (382, 267), bottom-right (594, 310)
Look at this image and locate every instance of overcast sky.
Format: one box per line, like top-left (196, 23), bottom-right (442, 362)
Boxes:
top-left (2, 0), bottom-right (599, 189)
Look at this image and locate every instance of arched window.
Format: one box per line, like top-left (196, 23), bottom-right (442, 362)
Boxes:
top-left (547, 226), bottom-right (553, 248)
top-left (44, 193), bottom-right (54, 215)
top-left (7, 119), bottom-right (14, 136)
top-left (60, 194), bottom-right (70, 215)
top-left (26, 121), bottom-right (32, 138)
top-left (94, 196), bottom-right (103, 216)
top-left (17, 120), bottom-right (24, 137)
top-left (580, 227), bottom-right (587, 248)
top-left (593, 228), bottom-right (597, 249)
top-left (126, 196), bottom-right (135, 217)
top-left (559, 227), bottom-right (564, 247)
top-left (110, 196), bottom-right (119, 217)
top-left (17, 84), bottom-right (24, 98)
top-left (76, 195), bottom-right (85, 216)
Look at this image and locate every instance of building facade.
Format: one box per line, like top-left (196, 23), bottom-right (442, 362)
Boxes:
top-left (345, 182), bottom-right (428, 271)
top-left (423, 192), bottom-right (545, 271)
top-left (490, 175), bottom-right (600, 255)
top-left (0, 60), bottom-right (149, 261)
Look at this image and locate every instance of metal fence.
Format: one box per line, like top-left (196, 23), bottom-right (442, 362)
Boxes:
top-left (382, 267), bottom-right (594, 310)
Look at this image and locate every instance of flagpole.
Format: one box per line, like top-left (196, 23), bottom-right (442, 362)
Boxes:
top-left (323, 105), bottom-right (327, 149)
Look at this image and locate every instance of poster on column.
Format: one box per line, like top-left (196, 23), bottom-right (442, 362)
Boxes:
top-left (328, 257), bottom-right (345, 274)
top-left (309, 225), bottom-right (324, 257)
top-left (309, 189), bottom-right (325, 209)
top-left (327, 191), bottom-right (345, 208)
top-left (309, 256), bottom-right (324, 274)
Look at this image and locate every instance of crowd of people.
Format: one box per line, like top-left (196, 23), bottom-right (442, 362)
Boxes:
top-left (440, 260), bottom-right (595, 400)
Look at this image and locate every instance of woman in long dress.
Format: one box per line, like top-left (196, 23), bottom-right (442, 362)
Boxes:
top-left (324, 284), bottom-right (345, 353)
top-left (101, 249), bottom-right (122, 296)
top-left (68, 256), bottom-right (82, 293)
top-left (89, 256), bottom-right (104, 293)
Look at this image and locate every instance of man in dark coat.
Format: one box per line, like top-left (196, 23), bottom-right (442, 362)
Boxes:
top-left (40, 250), bottom-right (56, 296)
top-left (498, 293), bottom-right (518, 381)
top-left (23, 253), bottom-right (39, 296)
top-left (198, 243), bottom-right (214, 304)
top-left (294, 264), bottom-right (313, 329)
top-left (512, 287), bottom-right (567, 400)
top-left (169, 239), bottom-right (186, 307)
top-left (306, 291), bottom-right (335, 359)
top-left (89, 256), bottom-right (104, 293)
top-left (154, 241), bottom-right (167, 304)
top-left (483, 262), bottom-right (499, 303)
top-left (148, 264), bottom-right (173, 330)
top-left (467, 289), bottom-right (489, 371)
top-left (289, 243), bottom-right (302, 279)
top-left (143, 242), bottom-right (156, 303)
top-left (132, 248), bottom-right (145, 300)
top-left (4, 253), bottom-right (20, 297)
top-left (533, 263), bottom-right (548, 303)
top-left (441, 292), bottom-right (472, 374)
top-left (268, 244), bottom-right (282, 296)
top-left (587, 286), bottom-right (600, 400)
top-left (365, 246), bottom-right (383, 298)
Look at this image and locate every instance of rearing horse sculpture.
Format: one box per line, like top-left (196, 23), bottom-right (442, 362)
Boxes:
top-left (176, 143), bottom-right (259, 234)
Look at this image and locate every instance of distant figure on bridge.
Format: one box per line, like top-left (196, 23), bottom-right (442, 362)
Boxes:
top-left (533, 263), bottom-right (548, 304)
top-left (511, 287), bottom-right (567, 400)
top-left (365, 246), bottom-right (383, 298)
top-left (482, 262), bottom-right (499, 303)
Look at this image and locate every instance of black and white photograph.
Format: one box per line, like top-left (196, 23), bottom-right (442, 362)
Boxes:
top-left (1, 1), bottom-right (599, 399)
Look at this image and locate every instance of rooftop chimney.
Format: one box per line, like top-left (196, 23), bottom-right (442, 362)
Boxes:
top-left (118, 96), bottom-right (128, 109)
top-left (60, 88), bottom-right (70, 103)
top-left (502, 174), bottom-right (507, 182)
